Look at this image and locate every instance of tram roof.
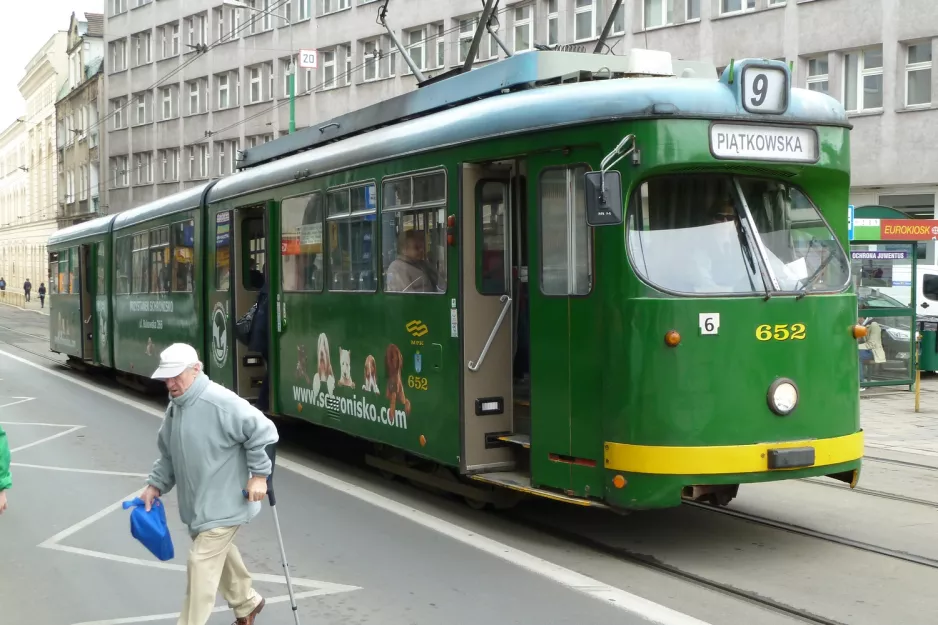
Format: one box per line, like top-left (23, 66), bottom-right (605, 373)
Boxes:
top-left (112, 182), bottom-right (213, 232)
top-left (208, 51), bottom-right (848, 204)
top-left (48, 213), bottom-right (116, 247)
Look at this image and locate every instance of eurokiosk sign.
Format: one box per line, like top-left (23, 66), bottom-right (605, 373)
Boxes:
top-left (849, 207), bottom-right (920, 388)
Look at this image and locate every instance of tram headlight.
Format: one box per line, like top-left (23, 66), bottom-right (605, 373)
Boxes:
top-left (767, 378), bottom-right (799, 416)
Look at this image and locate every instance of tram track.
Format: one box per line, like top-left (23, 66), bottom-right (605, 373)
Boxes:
top-left (798, 476), bottom-right (938, 508)
top-left (510, 512), bottom-right (850, 625)
top-left (864, 455), bottom-right (938, 472)
top-left (687, 501), bottom-right (938, 570)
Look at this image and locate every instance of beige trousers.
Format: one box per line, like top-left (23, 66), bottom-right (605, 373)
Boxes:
top-left (176, 525), bottom-right (261, 625)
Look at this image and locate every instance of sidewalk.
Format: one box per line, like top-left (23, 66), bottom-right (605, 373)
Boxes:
top-left (0, 292), bottom-right (48, 315)
top-left (861, 374), bottom-right (938, 456)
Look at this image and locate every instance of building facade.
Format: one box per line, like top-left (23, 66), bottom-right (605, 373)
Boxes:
top-left (0, 121), bottom-right (28, 290)
top-left (103, 0), bottom-right (936, 224)
top-left (56, 12), bottom-right (106, 230)
top-left (0, 31), bottom-right (68, 294)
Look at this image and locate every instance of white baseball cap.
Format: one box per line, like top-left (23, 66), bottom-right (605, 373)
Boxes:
top-left (151, 343), bottom-right (201, 379)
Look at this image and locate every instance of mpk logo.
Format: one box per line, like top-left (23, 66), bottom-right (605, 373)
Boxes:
top-left (406, 320), bottom-right (428, 337)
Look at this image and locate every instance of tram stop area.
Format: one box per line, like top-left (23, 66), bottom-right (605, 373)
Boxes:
top-left (850, 205), bottom-right (938, 390)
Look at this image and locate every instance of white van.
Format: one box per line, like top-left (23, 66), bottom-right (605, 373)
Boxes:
top-left (876, 264), bottom-right (938, 316)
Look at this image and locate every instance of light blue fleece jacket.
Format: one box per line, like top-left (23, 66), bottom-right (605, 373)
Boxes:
top-left (146, 372), bottom-right (280, 537)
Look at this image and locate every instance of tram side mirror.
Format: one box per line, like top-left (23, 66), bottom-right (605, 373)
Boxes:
top-left (584, 170), bottom-right (623, 227)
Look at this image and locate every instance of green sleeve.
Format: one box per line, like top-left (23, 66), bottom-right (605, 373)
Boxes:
top-left (0, 425), bottom-right (11, 491)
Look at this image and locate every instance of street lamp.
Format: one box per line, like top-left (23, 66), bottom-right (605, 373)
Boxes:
top-left (222, 0), bottom-right (297, 134)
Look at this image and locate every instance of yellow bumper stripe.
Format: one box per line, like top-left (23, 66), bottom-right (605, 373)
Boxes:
top-left (604, 431), bottom-right (864, 475)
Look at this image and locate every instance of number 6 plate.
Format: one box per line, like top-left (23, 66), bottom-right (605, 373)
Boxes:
top-left (699, 313), bottom-right (720, 335)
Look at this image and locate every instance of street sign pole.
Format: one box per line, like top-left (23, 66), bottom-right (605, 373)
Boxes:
top-left (289, 59), bottom-right (296, 134)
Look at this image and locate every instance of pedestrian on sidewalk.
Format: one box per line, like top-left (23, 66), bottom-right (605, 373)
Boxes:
top-left (23, 279), bottom-right (31, 302)
top-left (0, 424), bottom-right (11, 514)
top-left (38, 283), bottom-right (46, 308)
top-left (0, 277), bottom-right (6, 301)
top-left (140, 343), bottom-right (279, 625)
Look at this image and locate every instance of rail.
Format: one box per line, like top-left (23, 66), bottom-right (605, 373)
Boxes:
top-left (468, 294), bottom-right (511, 372)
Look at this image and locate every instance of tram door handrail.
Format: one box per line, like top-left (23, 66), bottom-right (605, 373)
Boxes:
top-left (468, 294), bottom-right (512, 372)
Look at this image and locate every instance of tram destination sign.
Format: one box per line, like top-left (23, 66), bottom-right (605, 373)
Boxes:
top-left (709, 123), bottom-right (818, 163)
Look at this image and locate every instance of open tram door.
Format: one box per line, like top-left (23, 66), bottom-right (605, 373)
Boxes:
top-left (206, 201), bottom-right (274, 408)
top-left (78, 243), bottom-right (96, 362)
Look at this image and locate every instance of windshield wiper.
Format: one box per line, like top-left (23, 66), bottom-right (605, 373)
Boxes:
top-left (795, 251), bottom-right (836, 300)
top-left (734, 218), bottom-right (771, 300)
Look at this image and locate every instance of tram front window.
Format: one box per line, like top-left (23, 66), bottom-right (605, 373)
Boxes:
top-left (626, 174), bottom-right (850, 296)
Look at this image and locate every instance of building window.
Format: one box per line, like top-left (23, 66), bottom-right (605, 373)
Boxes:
top-left (217, 74), bottom-right (230, 109)
top-left (160, 149), bottom-right (178, 182)
top-left (323, 49), bottom-right (336, 89)
top-left (806, 55), bottom-right (829, 94)
top-left (250, 66), bottom-right (261, 102)
top-left (514, 5), bottom-right (533, 52)
top-left (299, 0), bottom-right (310, 20)
top-left (721, 0), bottom-right (755, 14)
top-left (160, 87), bottom-right (172, 120)
top-left (281, 59), bottom-right (292, 97)
top-left (135, 94), bottom-right (147, 125)
top-left (262, 0), bottom-right (273, 30)
top-left (406, 29), bottom-right (425, 73)
top-left (172, 24), bottom-right (180, 55)
top-left (768, 0), bottom-right (786, 5)
top-left (345, 44), bottom-right (352, 85)
top-left (546, 0), bottom-right (558, 45)
top-left (574, 0), bottom-right (596, 42)
top-left (363, 41), bottom-right (378, 81)
top-left (906, 42), bottom-right (933, 107)
top-left (322, 0), bottom-right (350, 15)
top-left (844, 46), bottom-right (883, 112)
top-left (458, 17), bottom-right (497, 63)
top-left (687, 0), bottom-right (700, 20)
top-left (644, 0), bottom-right (673, 29)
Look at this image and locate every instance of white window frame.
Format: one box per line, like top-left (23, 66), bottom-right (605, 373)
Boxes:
top-left (720, 0), bottom-right (756, 16)
top-left (686, 0), bottom-right (701, 20)
top-left (322, 0), bottom-right (350, 15)
top-left (161, 87), bottom-right (173, 120)
top-left (250, 66), bottom-right (261, 102)
top-left (405, 28), bottom-right (426, 74)
top-left (299, 0), bottom-right (310, 21)
top-left (644, 0), bottom-right (673, 30)
top-left (805, 55), bottom-right (829, 95)
top-left (135, 94), bottom-right (146, 125)
top-left (843, 46), bottom-right (884, 113)
top-left (363, 40), bottom-right (378, 81)
top-left (573, 0), bottom-right (596, 43)
top-left (189, 81), bottom-right (200, 114)
top-left (218, 74), bottom-right (230, 109)
top-left (345, 44), bottom-right (352, 85)
top-left (905, 42), bottom-right (933, 108)
top-left (228, 6), bottom-right (241, 39)
top-left (546, 0), bottom-right (558, 45)
top-left (323, 49), bottom-right (336, 89)
top-left (262, 0), bottom-right (272, 30)
top-left (513, 5), bottom-right (533, 53)
top-left (436, 24), bottom-right (445, 68)
top-left (172, 24), bottom-right (180, 55)
top-left (768, 0), bottom-right (786, 5)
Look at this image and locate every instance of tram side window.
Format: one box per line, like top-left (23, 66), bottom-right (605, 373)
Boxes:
top-left (69, 246), bottom-right (79, 294)
top-left (539, 166), bottom-right (591, 296)
top-left (49, 253), bottom-right (58, 294)
top-left (281, 193), bottom-right (324, 292)
top-left (97, 244), bottom-right (106, 295)
top-left (173, 220), bottom-right (195, 292)
top-left (149, 226), bottom-right (170, 293)
top-left (242, 217), bottom-right (266, 290)
top-left (327, 182), bottom-right (377, 292)
top-left (114, 236), bottom-right (133, 294)
top-left (131, 233), bottom-right (149, 294)
top-left (216, 212), bottom-right (231, 291)
top-left (476, 180), bottom-right (508, 295)
top-left (382, 170), bottom-right (447, 294)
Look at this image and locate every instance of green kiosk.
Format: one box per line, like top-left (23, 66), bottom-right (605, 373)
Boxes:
top-left (849, 205), bottom-right (925, 388)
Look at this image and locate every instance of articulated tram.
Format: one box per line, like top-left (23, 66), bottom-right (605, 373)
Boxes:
top-left (47, 44), bottom-right (862, 511)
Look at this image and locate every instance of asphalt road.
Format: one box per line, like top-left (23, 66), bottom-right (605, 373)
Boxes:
top-left (0, 307), bottom-right (693, 625)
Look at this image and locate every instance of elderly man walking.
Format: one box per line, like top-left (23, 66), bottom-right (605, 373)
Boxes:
top-left (140, 343), bottom-right (279, 625)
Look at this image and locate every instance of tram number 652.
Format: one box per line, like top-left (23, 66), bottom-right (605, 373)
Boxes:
top-left (756, 324), bottom-right (806, 341)
top-left (408, 375), bottom-right (429, 391)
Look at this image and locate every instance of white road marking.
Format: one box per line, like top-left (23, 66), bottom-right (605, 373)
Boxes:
top-left (10, 463), bottom-right (149, 478)
top-left (10, 424), bottom-right (84, 453)
top-left (70, 590), bottom-right (344, 625)
top-left (0, 346), bottom-right (711, 625)
top-left (0, 396), bottom-right (34, 409)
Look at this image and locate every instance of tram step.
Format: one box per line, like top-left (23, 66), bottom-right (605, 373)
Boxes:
top-left (470, 471), bottom-right (607, 508)
top-left (496, 433), bottom-right (531, 448)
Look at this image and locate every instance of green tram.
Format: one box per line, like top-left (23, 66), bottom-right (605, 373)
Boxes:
top-left (47, 46), bottom-right (864, 512)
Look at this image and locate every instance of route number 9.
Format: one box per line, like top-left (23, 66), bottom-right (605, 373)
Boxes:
top-left (742, 66), bottom-right (786, 114)
top-left (756, 323), bottom-right (806, 341)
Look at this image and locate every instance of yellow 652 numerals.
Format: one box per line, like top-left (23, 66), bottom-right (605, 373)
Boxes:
top-left (756, 323), bottom-right (806, 341)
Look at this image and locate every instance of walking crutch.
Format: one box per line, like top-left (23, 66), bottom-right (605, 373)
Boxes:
top-left (244, 443), bottom-right (301, 625)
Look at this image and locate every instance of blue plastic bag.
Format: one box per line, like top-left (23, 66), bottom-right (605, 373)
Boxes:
top-left (122, 496), bottom-right (174, 561)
